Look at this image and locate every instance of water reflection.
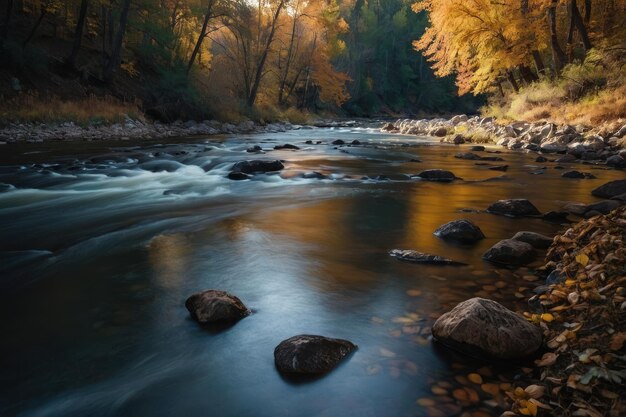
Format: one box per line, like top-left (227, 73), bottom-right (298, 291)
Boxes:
top-left (0, 128), bottom-right (623, 417)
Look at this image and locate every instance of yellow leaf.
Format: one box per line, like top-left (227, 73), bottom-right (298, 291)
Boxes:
top-left (541, 313), bottom-right (554, 322)
top-left (527, 400), bottom-right (538, 417)
top-left (575, 253), bottom-right (589, 266)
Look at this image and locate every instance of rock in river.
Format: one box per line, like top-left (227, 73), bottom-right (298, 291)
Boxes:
top-left (591, 180), bottom-right (626, 199)
top-left (483, 239), bottom-right (535, 266)
top-left (185, 290), bottom-right (250, 323)
top-left (432, 298), bottom-right (542, 359)
top-left (227, 172), bottom-right (252, 181)
top-left (232, 160), bottom-right (284, 174)
top-left (487, 199), bottom-right (541, 217)
top-left (561, 170), bottom-right (595, 179)
top-left (274, 335), bottom-right (357, 374)
top-left (415, 169), bottom-right (456, 182)
top-left (511, 231), bottom-right (553, 249)
top-left (389, 249), bottom-right (466, 265)
top-left (274, 144), bottom-right (300, 150)
top-left (433, 219), bottom-right (485, 244)
top-left (455, 152), bottom-right (481, 160)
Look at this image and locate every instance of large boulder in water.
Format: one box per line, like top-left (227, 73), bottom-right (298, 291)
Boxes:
top-left (232, 160), bottom-right (284, 174)
top-left (432, 298), bottom-right (542, 359)
top-left (592, 180), bottom-right (626, 199)
top-left (483, 239), bottom-right (535, 266)
top-left (185, 290), bottom-right (250, 323)
top-left (274, 335), bottom-right (357, 374)
top-left (487, 199), bottom-right (541, 217)
top-left (415, 169), bottom-right (456, 182)
top-left (434, 219), bottom-right (485, 244)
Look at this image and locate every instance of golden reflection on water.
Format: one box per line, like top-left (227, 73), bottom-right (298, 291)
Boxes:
top-left (148, 233), bottom-right (191, 289)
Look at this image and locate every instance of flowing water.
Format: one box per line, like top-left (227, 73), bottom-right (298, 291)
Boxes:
top-left (0, 128), bottom-right (622, 417)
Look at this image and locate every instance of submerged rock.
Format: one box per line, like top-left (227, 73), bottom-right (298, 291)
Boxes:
top-left (433, 219), bottom-right (485, 244)
top-left (432, 298), bottom-right (542, 359)
top-left (274, 335), bottom-right (357, 374)
top-left (231, 160), bottom-right (284, 174)
top-left (415, 169), bottom-right (456, 182)
top-left (389, 249), bottom-right (466, 265)
top-left (592, 180), bottom-right (626, 198)
top-left (487, 199), bottom-right (541, 217)
top-left (488, 165), bottom-right (509, 172)
top-left (185, 290), bottom-right (250, 323)
top-left (483, 239), bottom-right (535, 266)
top-left (301, 171), bottom-right (328, 180)
top-left (470, 145), bottom-right (485, 152)
top-left (512, 231), bottom-right (553, 249)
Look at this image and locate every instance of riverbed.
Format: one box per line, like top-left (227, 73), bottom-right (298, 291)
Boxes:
top-left (0, 128), bottom-right (622, 417)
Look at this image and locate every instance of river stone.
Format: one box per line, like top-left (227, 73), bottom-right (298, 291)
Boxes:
top-left (511, 231), bottom-right (553, 249)
top-left (274, 335), bottom-right (357, 374)
top-left (455, 152), bottom-right (481, 160)
top-left (232, 160), bottom-right (284, 174)
top-left (274, 144), bottom-right (300, 150)
top-left (606, 155), bottom-right (626, 168)
top-left (585, 200), bottom-right (621, 215)
top-left (432, 298), bottom-right (542, 359)
top-left (471, 145), bottom-right (485, 152)
top-left (246, 145), bottom-right (263, 153)
top-left (487, 199), bottom-right (541, 217)
top-left (185, 290), bottom-right (250, 323)
top-left (415, 169), bottom-right (456, 182)
top-left (562, 170), bottom-right (595, 179)
top-left (389, 249), bottom-right (466, 265)
top-left (483, 239), bottom-right (535, 266)
top-left (592, 180), bottom-right (626, 198)
top-left (227, 172), bottom-right (252, 181)
top-left (332, 139), bottom-right (345, 145)
top-left (433, 219), bottom-right (485, 244)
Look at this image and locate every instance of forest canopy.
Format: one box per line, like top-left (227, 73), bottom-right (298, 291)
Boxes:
top-left (0, 0), bottom-right (481, 122)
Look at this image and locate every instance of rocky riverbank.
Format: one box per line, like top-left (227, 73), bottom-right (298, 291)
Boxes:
top-left (382, 116), bottom-right (626, 168)
top-left (0, 118), bottom-right (367, 144)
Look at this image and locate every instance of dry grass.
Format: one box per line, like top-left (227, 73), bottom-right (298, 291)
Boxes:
top-left (482, 47), bottom-right (626, 126)
top-left (0, 94), bottom-right (143, 127)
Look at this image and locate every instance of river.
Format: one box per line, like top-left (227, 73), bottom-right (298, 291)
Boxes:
top-left (0, 127), bottom-right (622, 417)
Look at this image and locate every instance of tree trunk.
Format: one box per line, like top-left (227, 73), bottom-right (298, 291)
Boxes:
top-left (187, 0), bottom-right (214, 74)
top-left (566, 2), bottom-right (576, 62)
top-left (532, 51), bottom-right (546, 76)
top-left (584, 0), bottom-right (591, 23)
top-left (1, 0), bottom-right (14, 48)
top-left (570, 0), bottom-right (592, 52)
top-left (66, 0), bottom-right (90, 68)
top-left (22, 6), bottom-right (47, 48)
top-left (103, 0), bottom-right (131, 83)
top-left (278, 1), bottom-right (300, 106)
top-left (547, 1), bottom-right (566, 75)
top-left (507, 71), bottom-right (520, 92)
top-left (247, 0), bottom-right (285, 108)
top-left (519, 65), bottom-right (538, 84)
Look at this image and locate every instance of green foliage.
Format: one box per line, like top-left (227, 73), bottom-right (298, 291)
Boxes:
top-left (334, 0), bottom-right (482, 115)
